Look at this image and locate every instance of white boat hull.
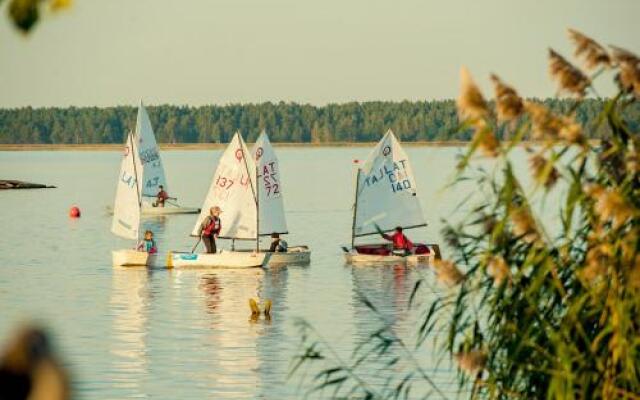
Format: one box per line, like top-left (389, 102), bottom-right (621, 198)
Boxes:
top-left (237, 246), bottom-right (311, 266)
top-left (112, 249), bottom-right (156, 267)
top-left (141, 205), bottom-right (200, 215)
top-left (167, 250), bottom-right (270, 269)
top-left (343, 244), bottom-right (440, 266)
top-left (266, 246), bottom-right (311, 266)
top-left (344, 252), bottom-right (434, 265)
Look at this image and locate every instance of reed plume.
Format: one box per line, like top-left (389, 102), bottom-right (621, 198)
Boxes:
top-left (586, 185), bottom-right (635, 229)
top-left (618, 61), bottom-right (640, 97)
top-left (579, 245), bottom-right (610, 284)
top-left (455, 350), bottom-right (487, 376)
top-left (457, 67), bottom-right (489, 121)
top-left (548, 49), bottom-right (590, 97)
top-left (529, 153), bottom-right (559, 189)
top-left (610, 45), bottom-right (640, 64)
top-left (473, 121), bottom-right (499, 157)
top-left (509, 207), bottom-right (539, 243)
top-left (524, 101), bottom-right (583, 144)
top-left (433, 259), bottom-right (465, 287)
top-left (568, 29), bottom-right (610, 69)
top-left (486, 255), bottom-right (510, 284)
top-left (0, 326), bottom-right (69, 400)
top-left (490, 74), bottom-right (523, 122)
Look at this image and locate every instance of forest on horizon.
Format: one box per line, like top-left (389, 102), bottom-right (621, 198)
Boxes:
top-left (1, 99), bottom-right (638, 144)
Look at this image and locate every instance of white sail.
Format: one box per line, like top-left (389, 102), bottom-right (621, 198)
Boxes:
top-left (112, 133), bottom-right (142, 240)
top-left (191, 132), bottom-right (258, 239)
top-left (134, 101), bottom-right (169, 201)
top-left (252, 131), bottom-right (288, 236)
top-left (354, 129), bottom-right (426, 237)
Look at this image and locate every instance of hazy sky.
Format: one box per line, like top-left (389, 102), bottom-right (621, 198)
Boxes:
top-left (0, 0), bottom-right (638, 108)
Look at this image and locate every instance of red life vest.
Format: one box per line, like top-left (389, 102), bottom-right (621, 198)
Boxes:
top-left (202, 217), bottom-right (221, 236)
top-left (157, 190), bottom-right (169, 200)
top-left (390, 232), bottom-right (413, 250)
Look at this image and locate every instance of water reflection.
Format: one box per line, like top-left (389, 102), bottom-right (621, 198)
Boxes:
top-left (163, 268), bottom-right (266, 398)
top-left (109, 267), bottom-right (151, 398)
top-left (350, 264), bottom-right (460, 396)
top-left (351, 264), bottom-right (415, 328)
top-left (256, 265), bottom-right (290, 397)
top-left (349, 264), bottom-right (424, 391)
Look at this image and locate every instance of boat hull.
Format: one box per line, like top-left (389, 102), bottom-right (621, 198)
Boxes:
top-left (344, 252), bottom-right (433, 265)
top-left (167, 250), bottom-right (270, 269)
top-left (141, 206), bottom-right (200, 215)
top-left (343, 243), bottom-right (440, 266)
top-left (112, 249), bottom-right (156, 267)
top-left (266, 246), bottom-right (311, 266)
top-left (236, 246), bottom-right (311, 266)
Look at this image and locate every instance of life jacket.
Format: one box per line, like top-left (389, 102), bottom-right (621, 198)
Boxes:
top-left (391, 232), bottom-right (413, 250)
top-left (157, 190), bottom-right (169, 200)
top-left (148, 239), bottom-right (158, 254)
top-left (202, 217), bottom-right (221, 236)
top-left (139, 239), bottom-right (157, 254)
top-left (276, 239), bottom-right (288, 252)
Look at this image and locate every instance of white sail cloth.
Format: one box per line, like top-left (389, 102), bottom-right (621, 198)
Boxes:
top-left (252, 131), bottom-right (288, 236)
top-left (354, 129), bottom-right (426, 237)
top-left (112, 133), bottom-right (142, 240)
top-left (192, 132), bottom-right (258, 239)
top-left (134, 101), bottom-right (169, 201)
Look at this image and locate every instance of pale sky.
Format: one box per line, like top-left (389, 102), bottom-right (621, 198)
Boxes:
top-left (0, 0), bottom-right (638, 108)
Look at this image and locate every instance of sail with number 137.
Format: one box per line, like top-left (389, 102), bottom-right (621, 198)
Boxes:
top-left (168, 132), bottom-right (270, 268)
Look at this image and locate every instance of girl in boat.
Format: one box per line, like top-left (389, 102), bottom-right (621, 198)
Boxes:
top-left (198, 206), bottom-right (222, 254)
top-left (381, 227), bottom-right (413, 256)
top-left (137, 230), bottom-right (158, 254)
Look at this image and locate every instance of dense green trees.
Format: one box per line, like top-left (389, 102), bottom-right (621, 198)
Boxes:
top-left (0, 99), bottom-right (637, 144)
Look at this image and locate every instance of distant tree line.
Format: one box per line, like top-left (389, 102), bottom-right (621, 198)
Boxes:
top-left (0, 99), bottom-right (637, 144)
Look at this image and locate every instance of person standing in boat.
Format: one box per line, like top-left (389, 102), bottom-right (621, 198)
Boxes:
top-left (153, 185), bottom-right (170, 207)
top-left (381, 226), bottom-right (414, 256)
top-left (269, 233), bottom-right (288, 252)
top-left (198, 206), bottom-right (222, 253)
top-left (137, 230), bottom-right (158, 254)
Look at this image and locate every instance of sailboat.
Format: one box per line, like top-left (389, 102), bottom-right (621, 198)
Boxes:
top-left (343, 129), bottom-right (440, 265)
top-left (166, 132), bottom-right (270, 268)
top-left (111, 132), bottom-right (156, 267)
top-left (250, 130), bottom-right (311, 265)
top-left (134, 101), bottom-right (199, 216)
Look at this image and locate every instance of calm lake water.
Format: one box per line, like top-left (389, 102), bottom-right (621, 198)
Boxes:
top-left (0, 147), bottom-right (560, 399)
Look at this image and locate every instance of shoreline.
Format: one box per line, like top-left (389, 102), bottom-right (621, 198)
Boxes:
top-left (0, 142), bottom-right (473, 151)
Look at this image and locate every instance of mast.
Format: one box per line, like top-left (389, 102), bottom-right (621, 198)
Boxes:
top-left (351, 167), bottom-right (361, 249)
top-left (238, 134), bottom-right (259, 252)
top-left (129, 131), bottom-right (142, 242)
top-left (255, 164), bottom-right (260, 252)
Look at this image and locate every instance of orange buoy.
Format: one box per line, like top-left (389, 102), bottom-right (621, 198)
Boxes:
top-left (69, 206), bottom-right (81, 218)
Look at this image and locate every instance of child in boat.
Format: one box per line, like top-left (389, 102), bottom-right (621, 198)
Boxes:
top-left (269, 233), bottom-right (288, 252)
top-left (381, 227), bottom-right (413, 256)
top-left (153, 185), bottom-right (169, 207)
top-left (137, 230), bottom-right (158, 254)
top-left (198, 206), bottom-right (222, 254)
